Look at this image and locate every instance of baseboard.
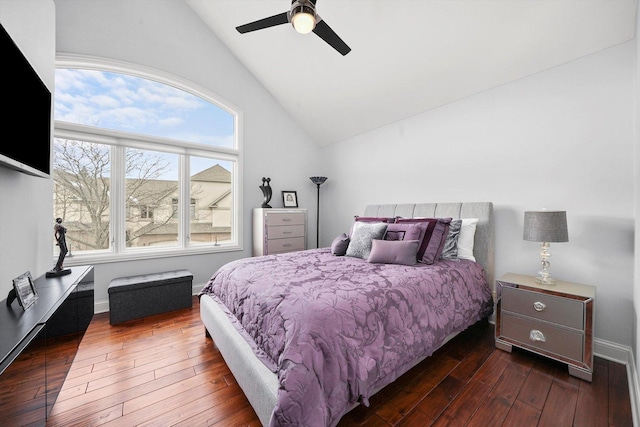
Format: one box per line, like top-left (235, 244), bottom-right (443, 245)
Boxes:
top-left (594, 338), bottom-right (639, 426)
top-left (95, 299), bottom-right (109, 314)
top-left (192, 282), bottom-right (205, 295)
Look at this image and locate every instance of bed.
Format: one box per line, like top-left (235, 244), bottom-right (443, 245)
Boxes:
top-left (199, 202), bottom-right (495, 426)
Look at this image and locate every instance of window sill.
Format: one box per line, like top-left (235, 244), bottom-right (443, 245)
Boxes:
top-left (57, 243), bottom-right (243, 267)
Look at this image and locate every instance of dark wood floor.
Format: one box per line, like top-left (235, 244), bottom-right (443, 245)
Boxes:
top-left (42, 296), bottom-right (632, 426)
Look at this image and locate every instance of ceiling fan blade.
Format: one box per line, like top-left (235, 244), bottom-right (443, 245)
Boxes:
top-left (312, 18), bottom-right (351, 56)
top-left (236, 12), bottom-right (289, 34)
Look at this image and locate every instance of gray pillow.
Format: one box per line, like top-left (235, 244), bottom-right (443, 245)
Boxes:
top-left (367, 239), bottom-right (419, 265)
top-left (440, 219), bottom-right (462, 260)
top-left (331, 233), bottom-right (350, 256)
top-left (345, 222), bottom-right (388, 259)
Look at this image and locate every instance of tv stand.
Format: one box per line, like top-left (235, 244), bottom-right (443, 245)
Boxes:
top-left (0, 265), bottom-right (94, 424)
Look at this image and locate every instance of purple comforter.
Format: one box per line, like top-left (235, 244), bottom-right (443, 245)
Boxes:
top-left (199, 248), bottom-right (493, 427)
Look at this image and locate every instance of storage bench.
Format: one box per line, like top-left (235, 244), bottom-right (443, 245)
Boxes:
top-left (108, 269), bottom-right (193, 325)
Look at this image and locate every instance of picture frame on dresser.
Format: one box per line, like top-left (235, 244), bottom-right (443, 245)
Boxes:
top-left (282, 191), bottom-right (298, 208)
top-left (13, 271), bottom-right (38, 310)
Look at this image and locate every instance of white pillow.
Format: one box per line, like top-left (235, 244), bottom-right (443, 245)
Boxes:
top-left (457, 218), bottom-right (479, 261)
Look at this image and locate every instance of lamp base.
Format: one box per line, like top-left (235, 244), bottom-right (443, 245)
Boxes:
top-left (534, 241), bottom-right (557, 285)
top-left (535, 276), bottom-right (556, 285)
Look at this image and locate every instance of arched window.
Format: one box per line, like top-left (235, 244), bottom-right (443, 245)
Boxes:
top-left (53, 56), bottom-right (241, 262)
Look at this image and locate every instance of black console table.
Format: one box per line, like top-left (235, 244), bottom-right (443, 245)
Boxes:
top-left (0, 265), bottom-right (94, 425)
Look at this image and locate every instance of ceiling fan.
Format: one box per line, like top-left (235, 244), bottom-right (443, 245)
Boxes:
top-left (235, 0), bottom-right (351, 56)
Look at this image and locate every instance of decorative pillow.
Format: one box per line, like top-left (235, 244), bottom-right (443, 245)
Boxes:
top-left (384, 222), bottom-right (426, 242)
top-left (440, 219), bottom-right (462, 260)
top-left (367, 239), bottom-right (419, 266)
top-left (345, 222), bottom-right (388, 259)
top-left (421, 219), bottom-right (451, 264)
top-left (349, 216), bottom-right (396, 237)
top-left (394, 217), bottom-right (436, 259)
top-left (354, 216), bottom-right (396, 223)
top-left (457, 218), bottom-right (479, 261)
top-left (395, 217), bottom-right (452, 264)
top-left (331, 233), bottom-right (350, 256)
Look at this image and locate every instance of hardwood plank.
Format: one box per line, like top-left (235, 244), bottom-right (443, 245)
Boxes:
top-left (47, 366), bottom-right (197, 425)
top-left (465, 359), bottom-right (529, 426)
top-left (538, 380), bottom-right (578, 427)
top-left (171, 390), bottom-right (253, 427)
top-left (608, 360), bottom-right (633, 427)
top-left (574, 357), bottom-right (609, 427)
top-left (515, 359), bottom-right (554, 411)
top-left (429, 378), bottom-right (491, 427)
top-left (135, 382), bottom-right (245, 427)
top-left (502, 399), bottom-right (541, 426)
top-left (374, 352), bottom-right (459, 425)
top-left (36, 297), bottom-right (632, 427)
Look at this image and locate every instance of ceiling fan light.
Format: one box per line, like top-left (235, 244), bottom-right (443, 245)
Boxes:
top-left (291, 5), bottom-right (316, 34)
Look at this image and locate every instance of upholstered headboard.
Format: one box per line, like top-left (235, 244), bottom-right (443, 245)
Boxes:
top-left (363, 202), bottom-right (495, 293)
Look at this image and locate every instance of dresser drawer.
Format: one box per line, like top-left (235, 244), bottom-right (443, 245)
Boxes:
top-left (267, 224), bottom-right (305, 239)
top-left (267, 237), bottom-right (305, 254)
top-left (501, 285), bottom-right (584, 330)
top-left (501, 312), bottom-right (584, 362)
top-left (265, 212), bottom-right (305, 226)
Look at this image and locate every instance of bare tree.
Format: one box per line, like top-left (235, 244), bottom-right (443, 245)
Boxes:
top-left (53, 139), bottom-right (178, 251)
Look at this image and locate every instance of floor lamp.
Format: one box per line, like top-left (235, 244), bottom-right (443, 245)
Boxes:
top-left (309, 176), bottom-right (327, 248)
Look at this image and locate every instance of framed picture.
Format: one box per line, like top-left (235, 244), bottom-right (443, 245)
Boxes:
top-left (282, 191), bottom-right (298, 208)
top-left (13, 271), bottom-right (38, 310)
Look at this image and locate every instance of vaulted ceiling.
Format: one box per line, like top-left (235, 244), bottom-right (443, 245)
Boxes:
top-left (187, 0), bottom-right (637, 146)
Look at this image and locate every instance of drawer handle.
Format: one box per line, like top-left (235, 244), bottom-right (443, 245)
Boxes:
top-left (283, 231), bottom-right (292, 234)
top-left (283, 243), bottom-right (292, 247)
top-left (533, 301), bottom-right (546, 312)
top-left (282, 218), bottom-right (292, 222)
top-left (529, 330), bottom-right (546, 342)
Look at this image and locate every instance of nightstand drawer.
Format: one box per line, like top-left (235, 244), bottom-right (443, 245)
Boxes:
top-left (267, 237), bottom-right (305, 254)
top-left (266, 213), bottom-right (305, 226)
top-left (267, 224), bottom-right (305, 239)
top-left (501, 286), bottom-right (584, 330)
top-left (501, 312), bottom-right (584, 362)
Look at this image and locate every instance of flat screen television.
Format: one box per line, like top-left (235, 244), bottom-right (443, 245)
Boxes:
top-left (0, 22), bottom-right (52, 179)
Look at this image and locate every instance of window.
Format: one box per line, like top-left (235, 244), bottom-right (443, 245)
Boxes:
top-left (140, 206), bottom-right (154, 220)
top-left (53, 57), bottom-right (241, 261)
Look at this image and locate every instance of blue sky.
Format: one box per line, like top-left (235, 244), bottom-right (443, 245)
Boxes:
top-left (54, 69), bottom-right (235, 176)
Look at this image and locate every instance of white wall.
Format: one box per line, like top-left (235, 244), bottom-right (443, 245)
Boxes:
top-left (51, 0), bottom-right (320, 307)
top-left (0, 0), bottom-right (55, 299)
top-left (322, 42), bottom-right (635, 348)
top-left (2, 0), bottom-right (635, 356)
top-left (634, 0), bottom-right (640, 405)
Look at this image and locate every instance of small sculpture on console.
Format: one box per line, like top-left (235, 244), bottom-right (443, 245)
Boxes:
top-left (260, 177), bottom-right (272, 208)
top-left (46, 218), bottom-right (71, 278)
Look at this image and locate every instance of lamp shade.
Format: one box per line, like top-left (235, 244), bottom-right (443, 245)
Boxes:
top-left (291, 3), bottom-right (316, 34)
top-left (292, 11), bottom-right (315, 33)
top-left (310, 176), bottom-right (327, 186)
top-left (523, 211), bottom-right (568, 243)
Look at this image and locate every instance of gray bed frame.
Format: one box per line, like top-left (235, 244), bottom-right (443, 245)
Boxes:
top-left (200, 202), bottom-right (494, 426)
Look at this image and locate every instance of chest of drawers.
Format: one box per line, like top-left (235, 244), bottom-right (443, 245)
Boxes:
top-left (252, 208), bottom-right (307, 256)
top-left (495, 273), bottom-right (595, 381)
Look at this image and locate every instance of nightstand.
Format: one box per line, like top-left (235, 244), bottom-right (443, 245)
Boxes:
top-left (252, 208), bottom-right (307, 256)
top-left (495, 273), bottom-right (595, 381)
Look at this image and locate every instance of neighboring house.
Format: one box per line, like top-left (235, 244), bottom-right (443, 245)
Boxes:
top-left (53, 164), bottom-right (232, 251)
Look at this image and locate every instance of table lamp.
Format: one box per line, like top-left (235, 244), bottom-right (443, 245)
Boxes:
top-left (523, 210), bottom-right (568, 285)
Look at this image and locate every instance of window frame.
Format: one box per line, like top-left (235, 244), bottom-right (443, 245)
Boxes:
top-left (54, 54), bottom-right (243, 265)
